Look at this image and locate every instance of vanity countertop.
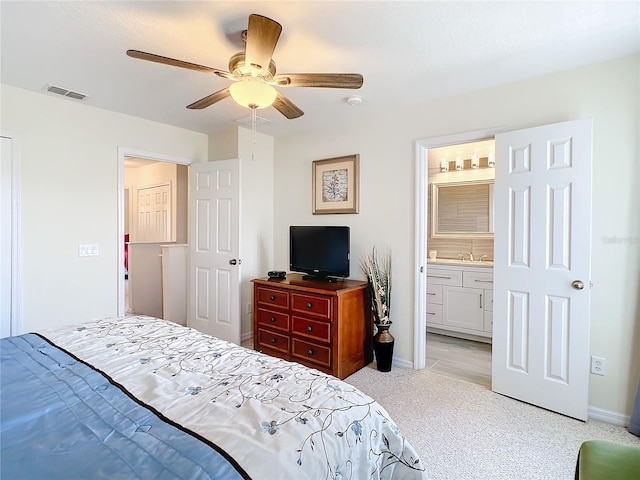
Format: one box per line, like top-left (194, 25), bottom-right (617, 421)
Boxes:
top-left (427, 258), bottom-right (494, 268)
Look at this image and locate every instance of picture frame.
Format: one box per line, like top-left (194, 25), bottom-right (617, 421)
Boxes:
top-left (312, 154), bottom-right (359, 214)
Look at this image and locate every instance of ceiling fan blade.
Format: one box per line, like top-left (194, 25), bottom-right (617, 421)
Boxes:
top-left (126, 50), bottom-right (234, 80)
top-left (272, 91), bottom-right (304, 119)
top-left (271, 73), bottom-right (364, 89)
top-left (245, 14), bottom-right (282, 73)
top-left (186, 87), bottom-right (231, 109)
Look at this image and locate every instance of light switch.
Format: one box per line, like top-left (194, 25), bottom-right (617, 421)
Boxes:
top-left (79, 244), bottom-right (99, 257)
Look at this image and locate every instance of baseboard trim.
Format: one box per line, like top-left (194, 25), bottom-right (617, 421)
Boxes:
top-left (393, 357), bottom-right (413, 369)
top-left (241, 332), bottom-right (253, 343)
top-left (588, 405), bottom-right (630, 427)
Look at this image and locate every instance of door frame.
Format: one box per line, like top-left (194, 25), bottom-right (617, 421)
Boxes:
top-left (1, 131), bottom-right (22, 336)
top-left (117, 147), bottom-right (193, 317)
top-left (413, 127), bottom-right (504, 368)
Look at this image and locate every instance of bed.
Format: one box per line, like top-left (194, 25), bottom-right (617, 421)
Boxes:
top-left (1, 315), bottom-right (427, 479)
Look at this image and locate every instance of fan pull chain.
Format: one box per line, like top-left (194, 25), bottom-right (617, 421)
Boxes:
top-left (251, 107), bottom-right (257, 161)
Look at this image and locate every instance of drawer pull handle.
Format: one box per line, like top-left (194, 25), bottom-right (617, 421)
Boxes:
top-left (270, 338), bottom-right (276, 344)
top-left (307, 326), bottom-right (313, 332)
top-left (306, 302), bottom-right (313, 308)
top-left (427, 292), bottom-right (436, 296)
top-left (269, 295), bottom-right (276, 301)
top-left (474, 279), bottom-right (493, 283)
top-left (426, 312), bottom-right (436, 315)
top-left (480, 294), bottom-right (483, 309)
top-left (307, 349), bottom-right (314, 356)
top-left (270, 317), bottom-right (276, 323)
top-left (427, 275), bottom-right (452, 279)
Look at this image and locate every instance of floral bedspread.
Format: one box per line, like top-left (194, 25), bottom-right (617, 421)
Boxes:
top-left (42, 316), bottom-right (427, 480)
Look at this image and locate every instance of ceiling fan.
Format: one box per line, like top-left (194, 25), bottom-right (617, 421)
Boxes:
top-left (126, 14), bottom-right (364, 119)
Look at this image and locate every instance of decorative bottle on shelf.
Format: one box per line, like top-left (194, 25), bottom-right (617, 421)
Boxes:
top-left (373, 322), bottom-right (394, 372)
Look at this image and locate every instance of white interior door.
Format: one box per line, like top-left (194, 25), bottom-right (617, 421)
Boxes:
top-left (189, 160), bottom-right (241, 344)
top-left (1, 136), bottom-right (13, 338)
top-left (137, 183), bottom-right (171, 242)
top-left (492, 119), bottom-right (592, 420)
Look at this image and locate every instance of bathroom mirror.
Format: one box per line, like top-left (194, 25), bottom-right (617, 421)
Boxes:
top-left (430, 180), bottom-right (494, 238)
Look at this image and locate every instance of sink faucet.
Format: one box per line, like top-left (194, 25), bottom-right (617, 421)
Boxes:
top-left (479, 254), bottom-right (489, 263)
top-left (467, 252), bottom-right (474, 262)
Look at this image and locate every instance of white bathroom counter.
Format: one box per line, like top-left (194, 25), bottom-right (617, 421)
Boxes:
top-left (427, 258), bottom-right (494, 268)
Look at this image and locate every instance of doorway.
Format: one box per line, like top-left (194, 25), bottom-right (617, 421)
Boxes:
top-left (423, 136), bottom-right (497, 386)
top-left (413, 127), bottom-right (502, 371)
top-left (117, 147), bottom-right (192, 319)
top-left (414, 120), bottom-right (594, 420)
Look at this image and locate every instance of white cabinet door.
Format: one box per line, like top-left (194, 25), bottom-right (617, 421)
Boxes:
top-left (442, 286), bottom-right (484, 332)
top-left (493, 118), bottom-right (592, 421)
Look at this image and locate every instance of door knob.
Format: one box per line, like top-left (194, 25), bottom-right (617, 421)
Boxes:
top-left (571, 280), bottom-right (584, 290)
top-left (229, 259), bottom-right (242, 265)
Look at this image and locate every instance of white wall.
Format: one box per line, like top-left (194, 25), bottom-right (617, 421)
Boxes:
top-left (273, 55), bottom-right (640, 416)
top-left (0, 84), bottom-right (208, 332)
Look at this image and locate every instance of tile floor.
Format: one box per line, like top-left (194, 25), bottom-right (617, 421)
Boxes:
top-left (242, 332), bottom-right (492, 388)
top-left (426, 333), bottom-right (492, 387)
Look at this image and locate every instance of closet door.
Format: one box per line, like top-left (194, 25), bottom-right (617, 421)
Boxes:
top-left (1, 136), bottom-right (13, 338)
top-left (137, 183), bottom-right (171, 242)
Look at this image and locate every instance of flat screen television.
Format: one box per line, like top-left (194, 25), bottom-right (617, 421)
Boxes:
top-left (289, 226), bottom-right (350, 282)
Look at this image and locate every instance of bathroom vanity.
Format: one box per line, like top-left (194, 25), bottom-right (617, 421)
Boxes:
top-left (426, 259), bottom-right (493, 342)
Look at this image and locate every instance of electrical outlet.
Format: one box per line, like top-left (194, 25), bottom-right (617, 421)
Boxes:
top-left (591, 356), bottom-right (606, 376)
top-left (246, 302), bottom-right (252, 315)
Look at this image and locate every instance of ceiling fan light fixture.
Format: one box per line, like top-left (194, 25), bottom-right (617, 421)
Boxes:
top-left (229, 77), bottom-right (277, 109)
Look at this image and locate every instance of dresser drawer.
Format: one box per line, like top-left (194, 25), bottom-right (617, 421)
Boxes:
top-left (426, 302), bottom-right (443, 325)
top-left (427, 268), bottom-right (462, 286)
top-left (256, 308), bottom-right (290, 332)
top-left (291, 293), bottom-right (331, 320)
top-left (463, 271), bottom-right (494, 289)
top-left (257, 328), bottom-right (290, 354)
top-left (292, 316), bottom-right (331, 344)
top-left (426, 283), bottom-right (443, 304)
top-left (256, 287), bottom-right (289, 309)
top-left (292, 339), bottom-right (331, 368)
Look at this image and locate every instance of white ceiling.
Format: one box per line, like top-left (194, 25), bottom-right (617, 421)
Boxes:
top-left (2, 1), bottom-right (638, 138)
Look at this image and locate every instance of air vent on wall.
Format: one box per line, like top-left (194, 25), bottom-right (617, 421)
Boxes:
top-left (46, 84), bottom-right (90, 100)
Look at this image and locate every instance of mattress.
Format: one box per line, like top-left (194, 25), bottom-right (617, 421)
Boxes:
top-left (1, 315), bottom-right (427, 479)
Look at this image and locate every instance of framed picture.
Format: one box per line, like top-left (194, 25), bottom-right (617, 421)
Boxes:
top-left (312, 154), bottom-right (359, 214)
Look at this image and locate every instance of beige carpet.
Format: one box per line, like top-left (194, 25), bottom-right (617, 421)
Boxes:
top-left (345, 364), bottom-right (640, 480)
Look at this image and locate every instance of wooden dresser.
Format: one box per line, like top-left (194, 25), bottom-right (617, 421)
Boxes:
top-left (252, 274), bottom-right (371, 379)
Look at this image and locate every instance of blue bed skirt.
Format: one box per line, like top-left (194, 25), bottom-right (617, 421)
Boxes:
top-left (1, 333), bottom-right (250, 479)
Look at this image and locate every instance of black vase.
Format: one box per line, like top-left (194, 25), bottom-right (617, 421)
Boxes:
top-left (373, 323), bottom-right (394, 372)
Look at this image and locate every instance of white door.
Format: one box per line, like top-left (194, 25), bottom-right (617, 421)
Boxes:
top-left (492, 119), bottom-right (592, 420)
top-left (189, 160), bottom-right (241, 344)
top-left (1, 136), bottom-right (13, 338)
top-left (137, 184), bottom-right (171, 242)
